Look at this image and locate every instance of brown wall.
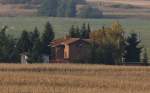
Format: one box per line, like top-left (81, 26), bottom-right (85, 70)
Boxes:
top-left (52, 46), bottom-right (64, 60)
top-left (51, 47), bottom-right (56, 60)
top-left (51, 40), bottom-right (91, 63)
top-left (69, 40), bottom-right (91, 62)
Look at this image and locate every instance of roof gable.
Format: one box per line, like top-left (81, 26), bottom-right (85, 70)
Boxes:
top-left (67, 39), bottom-right (90, 45)
top-left (50, 37), bottom-right (91, 47)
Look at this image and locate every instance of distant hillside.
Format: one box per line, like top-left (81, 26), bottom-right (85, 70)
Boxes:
top-left (86, 0), bottom-right (150, 7)
top-left (0, 0), bottom-right (41, 4)
top-left (0, 0), bottom-right (150, 17)
top-left (0, 0), bottom-right (87, 17)
top-left (0, 0), bottom-right (42, 16)
top-left (0, 0), bottom-right (85, 4)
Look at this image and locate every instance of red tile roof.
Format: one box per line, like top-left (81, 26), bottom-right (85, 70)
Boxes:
top-left (50, 37), bottom-right (91, 47)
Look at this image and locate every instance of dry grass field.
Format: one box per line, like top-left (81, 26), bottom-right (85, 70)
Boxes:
top-left (0, 64), bottom-right (150, 93)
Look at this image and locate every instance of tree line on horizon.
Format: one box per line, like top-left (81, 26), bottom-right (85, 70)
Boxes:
top-left (38, 0), bottom-right (103, 18)
top-left (0, 0), bottom-right (103, 18)
top-left (0, 22), bottom-right (54, 63)
top-left (0, 0), bottom-right (41, 4)
top-left (0, 21), bottom-right (148, 65)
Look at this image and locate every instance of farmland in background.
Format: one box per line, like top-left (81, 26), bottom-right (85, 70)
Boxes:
top-left (0, 64), bottom-right (150, 93)
top-left (87, 0), bottom-right (150, 7)
top-left (0, 4), bottom-right (38, 16)
top-left (87, 0), bottom-right (150, 18)
top-left (0, 0), bottom-right (150, 18)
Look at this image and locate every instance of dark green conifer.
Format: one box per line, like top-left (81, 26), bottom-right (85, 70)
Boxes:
top-left (16, 30), bottom-right (32, 53)
top-left (125, 32), bottom-right (142, 63)
top-left (41, 22), bottom-right (55, 57)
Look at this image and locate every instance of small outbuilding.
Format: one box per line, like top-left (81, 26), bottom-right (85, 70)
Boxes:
top-left (20, 52), bottom-right (28, 64)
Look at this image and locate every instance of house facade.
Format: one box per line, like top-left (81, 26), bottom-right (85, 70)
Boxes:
top-left (50, 37), bottom-right (91, 63)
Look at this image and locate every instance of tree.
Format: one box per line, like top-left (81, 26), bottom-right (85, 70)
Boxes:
top-left (41, 22), bottom-right (55, 57)
top-left (76, 5), bottom-right (103, 18)
top-left (10, 39), bottom-right (19, 62)
top-left (39, 0), bottom-right (58, 16)
top-left (86, 23), bottom-right (91, 38)
top-left (69, 25), bottom-right (76, 38)
top-left (30, 27), bottom-right (40, 48)
top-left (30, 38), bottom-right (42, 63)
top-left (90, 41), bottom-right (104, 64)
top-left (79, 23), bottom-right (91, 39)
top-left (39, 0), bottom-right (78, 17)
top-left (69, 25), bottom-right (82, 38)
top-left (56, 0), bottom-right (66, 17)
top-left (0, 26), bottom-right (16, 62)
top-left (80, 23), bottom-right (87, 38)
top-left (111, 21), bottom-right (125, 64)
top-left (87, 23), bottom-right (91, 33)
top-left (125, 32), bottom-right (142, 63)
top-left (65, 0), bottom-right (76, 17)
top-left (29, 27), bottom-right (42, 63)
top-left (32, 27), bottom-right (40, 41)
top-left (143, 48), bottom-right (149, 66)
top-left (90, 22), bottom-right (125, 65)
top-left (16, 30), bottom-right (32, 53)
top-left (75, 26), bottom-right (80, 38)
top-left (69, 23), bottom-right (91, 39)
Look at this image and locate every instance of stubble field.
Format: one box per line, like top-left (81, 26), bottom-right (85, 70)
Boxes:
top-left (0, 64), bottom-right (150, 93)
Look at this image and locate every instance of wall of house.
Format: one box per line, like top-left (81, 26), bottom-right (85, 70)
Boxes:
top-left (64, 44), bottom-right (69, 59)
top-left (52, 46), bottom-right (64, 60)
top-left (51, 47), bottom-right (56, 60)
top-left (69, 40), bottom-right (91, 63)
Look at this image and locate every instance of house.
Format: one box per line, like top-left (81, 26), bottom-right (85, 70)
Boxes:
top-left (50, 37), bottom-right (91, 63)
